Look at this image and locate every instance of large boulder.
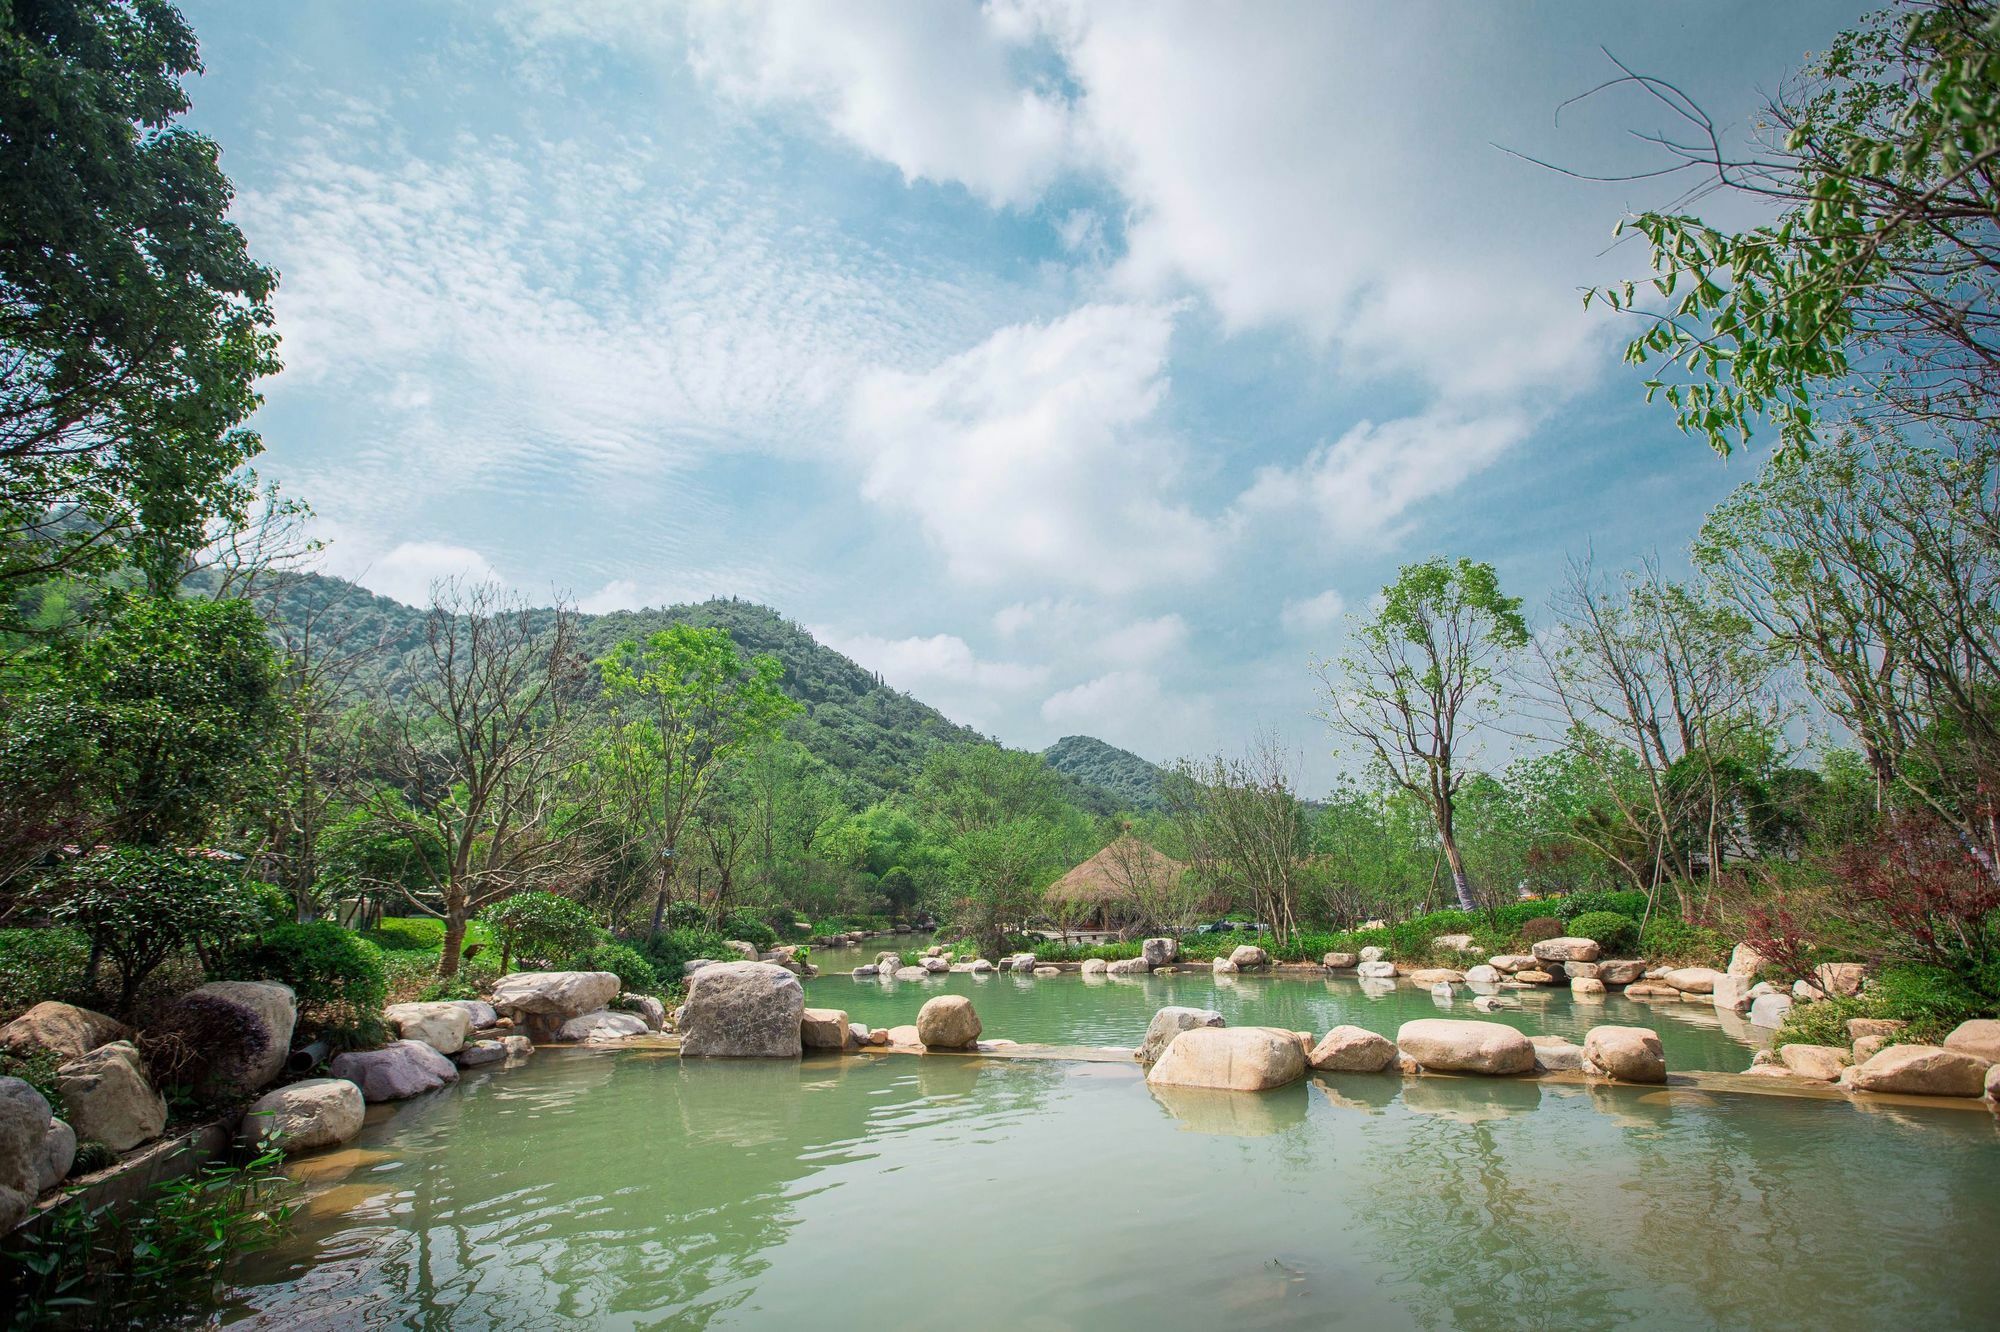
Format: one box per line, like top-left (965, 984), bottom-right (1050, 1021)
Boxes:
top-left (56, 1041), bottom-right (166, 1151)
top-left (892, 966), bottom-right (930, 981)
top-left (1563, 961), bottom-right (1601, 980)
top-left (1395, 1019), bottom-right (1536, 1075)
top-left (1463, 964), bottom-right (1501, 986)
top-left (801, 1007), bottom-right (855, 1051)
top-left (1663, 967), bottom-right (1725, 995)
top-left (1356, 960), bottom-right (1398, 980)
top-left (1530, 1035), bottom-right (1586, 1073)
top-left (1307, 1026), bottom-right (1397, 1073)
top-left (1727, 942), bottom-right (1765, 979)
top-left (178, 980), bottom-right (298, 1097)
top-left (447, 999), bottom-right (500, 1031)
top-left (1850, 1044), bottom-right (1992, 1097)
top-left (1748, 992), bottom-right (1794, 1029)
top-left (384, 1002), bottom-right (473, 1055)
top-left (238, 1078), bottom-right (365, 1155)
top-left (1228, 944), bottom-right (1271, 970)
top-left (456, 1040), bottom-right (507, 1067)
top-left (1358, 946), bottom-right (1386, 964)
top-left (1711, 974), bottom-right (1754, 1014)
top-left (621, 995), bottom-right (667, 1032)
top-left (920, 956), bottom-right (950, 974)
top-left (1135, 1007), bottom-right (1226, 1064)
top-left (1211, 957), bottom-right (1238, 975)
top-left (0, 1001), bottom-right (130, 1062)
top-left (1079, 958), bottom-right (1109, 976)
top-left (1145, 1027), bottom-right (1306, 1092)
top-left (1571, 977), bottom-right (1606, 997)
top-left (1531, 937), bottom-right (1601, 964)
top-left (1322, 952), bottom-right (1358, 970)
top-left (1809, 962), bottom-right (1866, 999)
top-left (723, 940), bottom-right (759, 961)
top-left (1944, 1019), bottom-right (2000, 1064)
top-left (1106, 957), bottom-right (1151, 976)
top-left (1488, 954), bottom-right (1537, 974)
top-left (1597, 960), bottom-right (1647, 986)
top-left (1777, 1044), bottom-right (1851, 1081)
top-left (0, 1077), bottom-right (72, 1193)
top-left (556, 1010), bottom-right (650, 1043)
top-left (1584, 1026), bottom-right (1666, 1083)
top-left (1408, 968), bottom-right (1464, 986)
top-left (0, 1088), bottom-right (44, 1230)
top-left (1142, 937), bottom-right (1179, 968)
top-left (916, 995), bottom-right (982, 1049)
top-left (329, 1040), bottom-right (459, 1102)
top-left (680, 962), bottom-right (804, 1058)
top-left (491, 971), bottom-right (622, 1023)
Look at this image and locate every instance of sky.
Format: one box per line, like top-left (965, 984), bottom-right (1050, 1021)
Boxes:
top-left (179, 0), bottom-right (1870, 793)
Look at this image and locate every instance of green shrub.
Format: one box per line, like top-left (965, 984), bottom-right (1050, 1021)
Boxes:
top-left (639, 927), bottom-right (732, 981)
top-left (0, 1047), bottom-right (62, 1105)
top-left (1772, 995), bottom-right (1868, 1048)
top-left (72, 1140), bottom-right (117, 1175)
top-left (721, 913), bottom-right (778, 951)
top-left (572, 940), bottom-right (660, 994)
top-left (1554, 890), bottom-right (1649, 922)
top-left (418, 974), bottom-right (483, 1002)
top-left (1636, 917), bottom-right (1731, 965)
top-left (381, 950), bottom-right (441, 1003)
top-left (0, 927), bottom-right (91, 1016)
top-left (483, 892), bottom-right (601, 970)
top-left (662, 902), bottom-right (708, 931)
top-left (1568, 911), bottom-right (1639, 954)
top-left (1519, 916), bottom-right (1563, 944)
top-left (1867, 963), bottom-right (1991, 1039)
top-left (365, 917), bottom-right (445, 951)
top-left (221, 923), bottom-right (387, 1039)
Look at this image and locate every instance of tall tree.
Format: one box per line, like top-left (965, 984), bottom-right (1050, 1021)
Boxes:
top-left (1316, 558), bottom-right (1529, 912)
top-left (1, 0), bottom-right (281, 607)
top-left (1160, 738), bottom-right (1311, 945)
top-left (367, 583), bottom-right (592, 977)
top-left (911, 744), bottom-right (1079, 957)
top-left (596, 623), bottom-right (799, 935)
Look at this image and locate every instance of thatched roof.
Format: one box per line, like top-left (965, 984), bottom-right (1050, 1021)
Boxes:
top-left (1045, 836), bottom-right (1187, 907)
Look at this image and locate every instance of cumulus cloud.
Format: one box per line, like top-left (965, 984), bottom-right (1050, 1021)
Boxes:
top-left (324, 539), bottom-right (503, 608)
top-left (1096, 613), bottom-right (1190, 667)
top-left (1040, 669), bottom-right (1162, 728)
top-left (1280, 589), bottom-right (1348, 635)
top-left (1237, 410), bottom-right (1531, 544)
top-left (848, 302), bottom-right (1218, 593)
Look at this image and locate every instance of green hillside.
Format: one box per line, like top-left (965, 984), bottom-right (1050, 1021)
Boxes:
top-left (1042, 734), bottom-right (1170, 812)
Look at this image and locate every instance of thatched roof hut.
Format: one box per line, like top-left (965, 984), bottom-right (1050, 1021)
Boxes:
top-left (1045, 836), bottom-right (1187, 923)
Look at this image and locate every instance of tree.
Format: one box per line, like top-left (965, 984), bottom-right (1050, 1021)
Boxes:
top-left (1161, 738), bottom-right (1311, 945)
top-left (365, 582), bottom-right (593, 977)
top-left (1536, 557), bottom-right (1786, 915)
top-left (596, 624), bottom-right (799, 936)
top-left (1581, 4), bottom-right (2000, 455)
top-left (1694, 427), bottom-right (1998, 865)
top-left (911, 745), bottom-right (1080, 956)
top-left (483, 890), bottom-right (600, 972)
top-left (1316, 558), bottom-right (1529, 912)
top-left (1, 0), bottom-right (282, 607)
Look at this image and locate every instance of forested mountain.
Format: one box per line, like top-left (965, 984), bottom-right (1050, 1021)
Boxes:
top-left (1042, 734), bottom-right (1170, 812)
top-left (258, 573), bottom-right (1152, 807)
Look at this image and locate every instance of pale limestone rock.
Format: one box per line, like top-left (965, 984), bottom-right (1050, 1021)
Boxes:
top-left (1662, 967), bottom-right (1725, 995)
top-left (1146, 1026), bottom-right (1305, 1091)
top-left (1106, 957), bottom-right (1151, 976)
top-left (1529, 1035), bottom-right (1586, 1073)
top-left (917, 995), bottom-right (982, 1049)
top-left (1584, 1026), bottom-right (1666, 1083)
top-left (1749, 992), bottom-right (1794, 1029)
top-left (1571, 977), bottom-right (1606, 996)
top-left (238, 1078), bottom-right (365, 1155)
top-left (1408, 968), bottom-right (1464, 986)
top-left (179, 980), bottom-right (297, 1097)
top-left (557, 1010), bottom-right (649, 1043)
top-left (1489, 955), bottom-right (1537, 974)
top-left (1356, 960), bottom-right (1397, 980)
top-left (680, 962), bottom-right (804, 1058)
top-left (1597, 960), bottom-right (1647, 985)
top-left (1322, 952), bottom-right (1359, 970)
top-left (1778, 1044), bottom-right (1851, 1081)
top-left (1080, 958), bottom-right (1109, 976)
top-left (1564, 960), bottom-right (1602, 981)
top-left (1395, 1019), bottom-right (1535, 1075)
top-left (1850, 1044), bottom-right (1992, 1097)
top-left (1136, 1006), bottom-right (1226, 1064)
top-left (385, 1002), bottom-right (472, 1055)
top-left (1944, 1018), bottom-right (2000, 1064)
top-left (1464, 964), bottom-right (1500, 985)
top-left (456, 1040), bottom-right (506, 1067)
top-left (800, 1007), bottom-right (854, 1051)
top-left (1142, 938), bottom-right (1178, 968)
top-left (1306, 1025), bottom-right (1396, 1073)
top-left (490, 971), bottom-right (621, 1023)
top-left (0, 1002), bottom-right (130, 1062)
top-left (1358, 946), bottom-right (1386, 964)
top-left (1727, 942), bottom-right (1765, 979)
top-left (55, 1041), bottom-right (165, 1150)
top-left (1531, 937), bottom-right (1601, 964)
top-left (1228, 944), bottom-right (1271, 970)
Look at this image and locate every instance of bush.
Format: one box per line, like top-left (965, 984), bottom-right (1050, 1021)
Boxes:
top-left (220, 923), bottom-right (386, 1041)
top-left (1867, 962), bottom-right (1992, 1038)
top-left (365, 917), bottom-right (445, 952)
top-left (639, 927), bottom-right (733, 982)
top-left (662, 902), bottom-right (708, 931)
top-left (571, 940), bottom-right (660, 994)
top-left (1772, 994), bottom-right (1868, 1048)
top-left (381, 950), bottom-right (441, 1004)
top-left (1554, 890), bottom-right (1649, 922)
top-left (1569, 911), bottom-right (1639, 954)
top-left (1519, 916), bottom-right (1564, 944)
top-left (0, 927), bottom-right (91, 1017)
top-left (0, 1047), bottom-right (62, 1105)
top-left (46, 848), bottom-right (275, 1013)
top-left (483, 892), bottom-right (601, 970)
top-left (1636, 916), bottom-right (1731, 965)
top-left (721, 913), bottom-right (777, 951)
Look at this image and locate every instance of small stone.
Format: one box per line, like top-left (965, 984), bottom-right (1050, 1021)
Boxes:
top-left (1464, 964), bottom-right (1500, 985)
top-left (850, 965), bottom-right (879, 978)
top-left (1662, 967), bottom-right (1725, 995)
top-left (886, 1024), bottom-right (921, 1046)
top-left (1080, 958), bottom-right (1109, 975)
top-left (1142, 938), bottom-right (1178, 968)
top-left (1564, 960), bottom-right (1601, 980)
top-left (1488, 955), bottom-right (1536, 974)
top-left (1106, 957), bottom-right (1150, 975)
top-left (1228, 944), bottom-right (1271, 970)
top-left (801, 1008), bottom-right (854, 1051)
top-left (1514, 970), bottom-right (1555, 985)
top-left (1323, 952), bottom-right (1359, 970)
top-left (1212, 957), bottom-right (1240, 975)
top-left (1359, 946), bottom-right (1386, 963)
top-left (1727, 942), bottom-right (1765, 979)
top-left (455, 1039), bottom-right (507, 1067)
top-left (1530, 1035), bottom-right (1586, 1073)
top-left (1307, 1025), bottom-right (1397, 1072)
top-left (1409, 968), bottom-right (1464, 986)
top-left (1531, 937), bottom-right (1601, 964)
top-left (1571, 977), bottom-right (1606, 996)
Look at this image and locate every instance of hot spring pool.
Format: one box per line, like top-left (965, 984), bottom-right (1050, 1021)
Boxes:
top-left (216, 983), bottom-right (2000, 1329)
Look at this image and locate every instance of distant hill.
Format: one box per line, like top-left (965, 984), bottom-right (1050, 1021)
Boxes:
top-left (1042, 734), bottom-right (1170, 812)
top-left (257, 574), bottom-right (991, 802)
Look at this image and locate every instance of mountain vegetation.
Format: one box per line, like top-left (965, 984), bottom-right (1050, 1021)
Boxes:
top-left (1042, 734), bottom-right (1170, 812)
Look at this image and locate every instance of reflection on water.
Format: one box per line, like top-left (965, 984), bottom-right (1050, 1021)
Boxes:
top-left (219, 1046), bottom-right (2000, 1330)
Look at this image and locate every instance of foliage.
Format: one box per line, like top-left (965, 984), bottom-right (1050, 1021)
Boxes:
top-left (220, 922), bottom-right (386, 1041)
top-left (45, 847), bottom-right (272, 1012)
top-left (483, 892), bottom-right (601, 971)
top-left (1636, 915), bottom-right (1732, 966)
top-left (571, 939), bottom-right (660, 994)
top-left (1552, 889), bottom-right (1650, 921)
top-left (637, 926), bottom-right (733, 981)
top-left (1041, 734), bottom-right (1169, 812)
top-left (1, 1149), bottom-right (294, 1329)
top-left (0, 0), bottom-right (282, 605)
top-left (721, 912), bottom-right (778, 951)
top-left (1160, 741), bottom-right (1312, 944)
top-left (0, 1045), bottom-right (61, 1105)
top-left (1593, 5), bottom-right (2000, 455)
top-left (0, 926), bottom-right (90, 1016)
top-left (1520, 916), bottom-right (1564, 944)
top-left (1568, 910), bottom-right (1640, 954)
top-left (367, 916), bottom-right (448, 952)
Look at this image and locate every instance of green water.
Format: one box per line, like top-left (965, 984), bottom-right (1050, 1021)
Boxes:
top-left (219, 1047), bottom-right (2000, 1329)
top-left (809, 939), bottom-right (1763, 1073)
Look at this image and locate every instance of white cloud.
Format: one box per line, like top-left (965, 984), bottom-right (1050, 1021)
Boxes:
top-left (1096, 612), bottom-right (1189, 667)
top-left (1280, 589), bottom-right (1347, 634)
top-left (1237, 410), bottom-right (1530, 544)
top-left (813, 628), bottom-right (1049, 731)
top-left (325, 540), bottom-right (502, 608)
top-left (1040, 669), bottom-right (1160, 724)
top-left (849, 302), bottom-right (1217, 593)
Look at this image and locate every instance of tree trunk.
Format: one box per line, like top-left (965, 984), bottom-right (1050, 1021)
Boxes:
top-left (1440, 837), bottom-right (1477, 913)
top-left (440, 911), bottom-right (467, 978)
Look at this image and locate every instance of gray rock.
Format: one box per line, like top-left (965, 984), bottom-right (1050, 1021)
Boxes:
top-left (1228, 944), bottom-right (1271, 970)
top-left (679, 962), bottom-right (804, 1058)
top-left (1356, 960), bottom-right (1397, 980)
top-left (1106, 956), bottom-right (1151, 976)
top-left (621, 994), bottom-right (667, 1031)
top-left (0, 1077), bottom-right (71, 1192)
top-left (1135, 1006), bottom-right (1226, 1064)
top-left (1596, 959), bottom-right (1647, 986)
top-left (1359, 946), bottom-right (1386, 963)
top-left (385, 1002), bottom-right (473, 1055)
top-left (892, 966), bottom-right (931, 981)
top-left (1530, 1035), bottom-right (1586, 1072)
top-left (329, 1039), bottom-right (458, 1101)
top-left (456, 1039), bottom-right (508, 1067)
top-left (724, 940), bottom-right (759, 961)
top-left (56, 1041), bottom-right (167, 1150)
top-left (801, 1008), bottom-right (854, 1051)
top-left (239, 1078), bottom-right (365, 1154)
top-left (557, 1010), bottom-right (650, 1043)
top-left (917, 995), bottom-right (982, 1048)
top-left (851, 964), bottom-right (879, 978)
top-left (501, 1034), bottom-right (534, 1058)
top-left (684, 959), bottom-right (719, 977)
top-left (447, 999), bottom-right (500, 1030)
top-left (180, 980), bottom-right (298, 1096)
top-left (1142, 937), bottom-right (1178, 968)
top-left (491, 971), bottom-right (622, 1023)
top-left (1748, 992), bottom-right (1794, 1029)
top-left (1322, 952), bottom-right (1359, 970)
top-left (920, 956), bottom-right (950, 973)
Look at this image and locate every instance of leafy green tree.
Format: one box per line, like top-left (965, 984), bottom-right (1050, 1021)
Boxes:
top-left (1588, 5), bottom-right (2000, 454)
top-left (597, 623), bottom-right (800, 934)
top-left (911, 745), bottom-right (1082, 955)
top-left (1316, 558), bottom-right (1529, 912)
top-left (483, 891), bottom-right (600, 972)
top-left (1, 0), bottom-right (281, 604)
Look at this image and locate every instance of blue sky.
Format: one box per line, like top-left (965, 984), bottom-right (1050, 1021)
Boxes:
top-left (180, 0), bottom-right (1868, 791)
